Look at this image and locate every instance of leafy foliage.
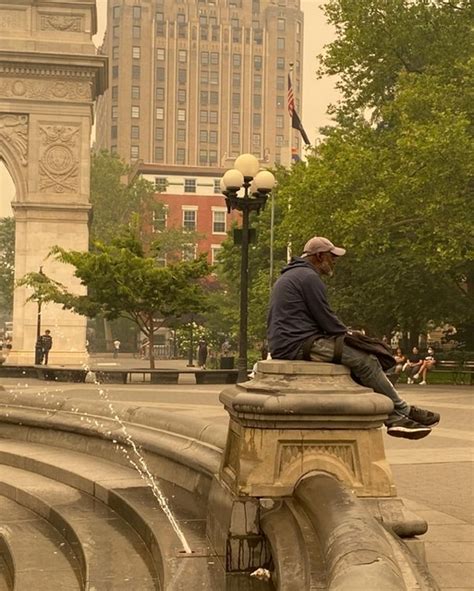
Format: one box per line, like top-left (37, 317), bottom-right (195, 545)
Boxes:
top-left (19, 230), bottom-right (211, 367)
top-left (0, 217), bottom-right (15, 317)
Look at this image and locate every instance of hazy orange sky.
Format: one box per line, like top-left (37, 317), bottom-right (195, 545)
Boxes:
top-left (0, 1), bottom-right (338, 215)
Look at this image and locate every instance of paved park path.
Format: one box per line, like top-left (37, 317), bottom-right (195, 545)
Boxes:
top-left (1, 359), bottom-right (472, 590)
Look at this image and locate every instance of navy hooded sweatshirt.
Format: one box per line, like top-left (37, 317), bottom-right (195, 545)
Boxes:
top-left (267, 257), bottom-right (347, 359)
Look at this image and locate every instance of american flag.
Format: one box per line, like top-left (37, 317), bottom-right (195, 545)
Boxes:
top-left (288, 74), bottom-right (310, 145)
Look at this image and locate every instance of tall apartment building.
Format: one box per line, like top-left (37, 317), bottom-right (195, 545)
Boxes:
top-left (95, 0), bottom-right (305, 168)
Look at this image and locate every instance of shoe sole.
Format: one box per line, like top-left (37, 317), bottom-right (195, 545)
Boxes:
top-left (387, 427), bottom-right (432, 440)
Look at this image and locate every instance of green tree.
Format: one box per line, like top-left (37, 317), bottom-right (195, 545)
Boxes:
top-left (19, 230), bottom-right (211, 368)
top-left (0, 217), bottom-right (15, 318)
top-left (276, 0), bottom-right (473, 340)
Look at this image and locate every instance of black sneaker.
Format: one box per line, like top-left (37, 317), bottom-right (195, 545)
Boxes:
top-left (386, 417), bottom-right (432, 440)
top-left (409, 405), bottom-right (440, 427)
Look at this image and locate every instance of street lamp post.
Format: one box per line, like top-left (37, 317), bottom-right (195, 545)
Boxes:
top-left (220, 154), bottom-right (276, 382)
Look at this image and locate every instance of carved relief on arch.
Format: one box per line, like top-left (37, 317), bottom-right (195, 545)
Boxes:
top-left (38, 125), bottom-right (79, 194)
top-left (0, 114), bottom-right (28, 166)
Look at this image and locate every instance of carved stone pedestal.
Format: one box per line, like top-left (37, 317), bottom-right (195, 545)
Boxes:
top-left (219, 360), bottom-right (396, 498)
top-left (208, 360), bottom-right (430, 581)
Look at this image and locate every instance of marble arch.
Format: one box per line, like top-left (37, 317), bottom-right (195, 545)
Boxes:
top-left (0, 0), bottom-right (106, 364)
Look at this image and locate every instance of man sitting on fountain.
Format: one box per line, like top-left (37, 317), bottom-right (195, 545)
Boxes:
top-left (267, 236), bottom-right (440, 440)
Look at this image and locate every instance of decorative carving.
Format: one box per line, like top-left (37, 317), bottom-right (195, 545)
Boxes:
top-left (0, 9), bottom-right (26, 31)
top-left (279, 441), bottom-right (358, 478)
top-left (39, 125), bottom-right (79, 193)
top-left (0, 77), bottom-right (93, 102)
top-left (40, 15), bottom-right (83, 32)
top-left (0, 114), bottom-right (28, 166)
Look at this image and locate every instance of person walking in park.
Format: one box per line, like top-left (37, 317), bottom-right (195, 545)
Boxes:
top-left (113, 339), bottom-right (121, 359)
top-left (197, 339), bottom-right (208, 369)
top-left (40, 330), bottom-right (53, 365)
top-left (267, 236), bottom-right (440, 440)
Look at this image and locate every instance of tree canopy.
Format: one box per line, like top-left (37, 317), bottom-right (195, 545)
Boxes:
top-left (19, 230), bottom-right (211, 367)
top-left (0, 217), bottom-right (15, 319)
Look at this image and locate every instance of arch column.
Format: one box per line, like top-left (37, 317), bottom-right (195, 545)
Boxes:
top-left (0, 0), bottom-right (107, 364)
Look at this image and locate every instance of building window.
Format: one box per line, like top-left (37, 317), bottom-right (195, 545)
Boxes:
top-left (200, 110), bottom-right (208, 123)
top-left (133, 26), bottom-right (141, 39)
top-left (276, 135), bottom-right (284, 146)
top-left (210, 71), bottom-right (219, 85)
top-left (132, 86), bottom-right (140, 99)
top-left (253, 133), bottom-right (261, 147)
top-left (200, 130), bottom-right (208, 143)
top-left (178, 69), bottom-right (187, 84)
top-left (211, 245), bottom-right (221, 265)
top-left (277, 18), bottom-right (285, 31)
top-left (233, 53), bottom-right (241, 67)
top-left (177, 128), bottom-right (186, 142)
top-left (155, 146), bottom-right (164, 161)
top-left (177, 148), bottom-right (186, 163)
top-left (131, 126), bottom-right (140, 139)
top-left (112, 46), bottom-right (119, 60)
top-left (131, 105), bottom-right (140, 118)
top-left (178, 89), bottom-right (186, 103)
top-left (131, 145), bottom-right (139, 160)
top-left (112, 65), bottom-right (119, 78)
top-left (154, 178), bottom-right (167, 192)
top-left (182, 209), bottom-right (197, 230)
top-left (201, 52), bottom-right (209, 65)
top-left (209, 150), bottom-right (217, 164)
top-left (156, 22), bottom-right (165, 36)
top-left (133, 6), bottom-right (141, 19)
top-left (113, 6), bottom-right (120, 19)
top-left (182, 244), bottom-right (197, 261)
top-left (132, 65), bottom-right (140, 79)
top-left (277, 75), bottom-right (285, 91)
top-left (277, 37), bottom-right (285, 50)
top-left (232, 112), bottom-right (240, 126)
top-left (276, 115), bottom-right (284, 128)
top-left (113, 25), bottom-right (119, 38)
top-left (200, 91), bottom-right (208, 105)
top-left (155, 127), bottom-right (164, 141)
top-left (232, 72), bottom-right (241, 87)
top-left (276, 96), bottom-right (284, 108)
top-left (254, 74), bottom-right (262, 90)
top-left (212, 210), bottom-right (226, 233)
top-left (156, 107), bottom-right (164, 120)
top-left (156, 67), bottom-right (165, 81)
top-left (253, 113), bottom-right (261, 127)
top-left (177, 109), bottom-right (186, 122)
top-left (111, 125), bottom-right (117, 139)
top-left (199, 149), bottom-right (207, 164)
top-left (254, 55), bottom-right (262, 70)
top-left (112, 105), bottom-right (118, 118)
top-left (210, 91), bottom-right (218, 105)
top-left (209, 111), bottom-right (218, 124)
top-left (184, 179), bottom-right (196, 193)
top-left (157, 11), bottom-right (165, 22)
top-left (112, 85), bottom-right (118, 99)
top-left (210, 52), bottom-right (219, 65)
top-left (232, 93), bottom-right (240, 108)
top-left (156, 87), bottom-right (164, 101)
top-left (156, 48), bottom-right (165, 60)
top-left (179, 49), bottom-right (187, 63)
top-left (213, 179), bottom-right (221, 194)
top-left (152, 208), bottom-right (167, 231)
top-left (253, 94), bottom-right (261, 109)
top-left (132, 46), bottom-right (141, 59)
top-left (232, 132), bottom-right (240, 145)
top-left (209, 130), bottom-right (218, 143)
top-left (200, 70), bottom-right (209, 84)
top-left (277, 57), bottom-right (285, 70)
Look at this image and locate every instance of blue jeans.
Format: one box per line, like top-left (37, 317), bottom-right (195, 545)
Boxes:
top-left (307, 337), bottom-right (410, 424)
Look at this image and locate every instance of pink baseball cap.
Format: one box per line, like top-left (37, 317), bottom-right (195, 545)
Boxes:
top-left (301, 236), bottom-right (346, 257)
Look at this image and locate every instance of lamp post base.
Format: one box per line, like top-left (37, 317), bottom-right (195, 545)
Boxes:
top-left (236, 357), bottom-right (248, 383)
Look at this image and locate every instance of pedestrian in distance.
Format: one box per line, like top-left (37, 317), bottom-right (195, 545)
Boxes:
top-left (267, 236), bottom-right (440, 440)
top-left (197, 339), bottom-right (208, 369)
top-left (113, 339), bottom-right (121, 359)
top-left (40, 330), bottom-right (53, 365)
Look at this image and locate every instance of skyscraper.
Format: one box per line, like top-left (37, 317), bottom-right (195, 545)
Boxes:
top-left (96, 0), bottom-right (305, 168)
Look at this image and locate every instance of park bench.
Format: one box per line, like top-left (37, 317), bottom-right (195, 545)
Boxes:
top-left (458, 361), bottom-right (474, 385)
top-left (430, 360), bottom-right (474, 385)
top-left (94, 368), bottom-right (238, 385)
